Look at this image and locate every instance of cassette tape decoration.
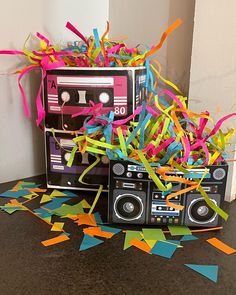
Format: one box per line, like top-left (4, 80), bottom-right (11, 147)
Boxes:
top-left (44, 67), bottom-right (146, 131)
top-left (108, 160), bottom-right (228, 227)
top-left (45, 130), bottom-right (109, 190)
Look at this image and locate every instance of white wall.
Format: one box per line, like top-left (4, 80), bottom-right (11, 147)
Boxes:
top-left (189, 0), bottom-right (236, 201)
top-left (109, 0), bottom-right (170, 74)
top-left (0, 0), bottom-right (109, 183)
top-left (0, 0), bottom-right (45, 183)
top-left (167, 0), bottom-right (195, 94)
top-left (43, 0), bottom-right (109, 45)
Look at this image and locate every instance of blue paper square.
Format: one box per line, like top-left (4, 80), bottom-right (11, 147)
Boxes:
top-left (152, 241), bottom-right (178, 258)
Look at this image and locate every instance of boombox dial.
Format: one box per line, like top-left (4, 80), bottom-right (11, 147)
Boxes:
top-left (213, 168), bottom-right (226, 180)
top-left (112, 163), bottom-right (125, 175)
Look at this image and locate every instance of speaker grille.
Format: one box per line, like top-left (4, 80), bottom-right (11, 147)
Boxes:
top-left (112, 163), bottom-right (125, 176)
top-left (213, 168), bottom-right (226, 180)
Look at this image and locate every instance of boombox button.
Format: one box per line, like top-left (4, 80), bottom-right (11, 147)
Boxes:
top-left (156, 218), bottom-right (161, 222)
top-left (137, 173), bottom-right (143, 178)
top-left (126, 172), bottom-right (133, 178)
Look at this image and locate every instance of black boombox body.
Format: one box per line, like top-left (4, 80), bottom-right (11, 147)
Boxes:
top-left (108, 160), bottom-right (228, 227)
top-left (44, 67), bottom-right (146, 190)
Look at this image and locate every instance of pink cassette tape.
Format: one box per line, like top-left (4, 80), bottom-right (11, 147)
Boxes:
top-left (44, 67), bottom-right (146, 130)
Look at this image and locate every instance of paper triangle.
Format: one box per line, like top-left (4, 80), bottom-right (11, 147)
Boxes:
top-left (79, 234), bottom-right (104, 251)
top-left (51, 222), bottom-right (64, 232)
top-left (180, 235), bottom-right (198, 242)
top-left (124, 230), bottom-right (142, 250)
top-left (50, 190), bottom-right (67, 198)
top-left (184, 264), bottom-right (218, 283)
top-left (81, 199), bottom-right (91, 209)
top-left (40, 194), bottom-right (52, 204)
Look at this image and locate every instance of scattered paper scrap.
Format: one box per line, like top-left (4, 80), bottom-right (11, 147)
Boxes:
top-left (80, 199), bottom-right (91, 209)
top-left (34, 208), bottom-right (54, 218)
top-left (168, 225), bottom-right (192, 236)
top-left (43, 216), bottom-right (52, 223)
top-left (165, 240), bottom-right (182, 247)
top-left (41, 234), bottom-right (70, 247)
top-left (79, 234), bottom-right (104, 251)
top-left (49, 190), bottom-right (68, 198)
top-left (129, 238), bottom-right (151, 254)
top-left (83, 227), bottom-right (114, 239)
top-left (94, 212), bottom-right (103, 224)
top-left (206, 237), bottom-right (236, 255)
top-left (43, 198), bottom-right (70, 210)
top-left (52, 203), bottom-right (84, 217)
top-left (124, 230), bottom-right (143, 250)
top-left (51, 222), bottom-right (65, 232)
top-left (40, 194), bottom-right (52, 204)
top-left (99, 225), bottom-right (121, 234)
top-left (152, 241), bottom-right (178, 258)
top-left (22, 193), bottom-right (38, 200)
top-left (180, 235), bottom-right (198, 242)
top-left (184, 264), bottom-right (219, 283)
top-left (26, 187), bottom-right (47, 193)
top-left (75, 214), bottom-right (97, 226)
top-left (0, 189), bottom-right (32, 198)
top-left (61, 190), bottom-right (78, 197)
top-left (142, 228), bottom-right (166, 248)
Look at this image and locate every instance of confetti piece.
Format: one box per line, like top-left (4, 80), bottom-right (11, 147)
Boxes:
top-left (40, 194), bottom-right (52, 204)
top-left (124, 230), bottom-right (143, 250)
top-left (180, 235), bottom-right (198, 242)
top-left (79, 234), bottom-right (104, 251)
top-left (41, 234), bottom-right (70, 247)
top-left (142, 228), bottom-right (166, 247)
top-left (165, 240), bottom-right (182, 247)
top-left (26, 188), bottom-right (47, 193)
top-left (43, 198), bottom-right (70, 210)
top-left (80, 199), bottom-right (91, 209)
top-left (83, 227), bottom-right (114, 239)
top-left (206, 237), bottom-right (236, 255)
top-left (49, 190), bottom-right (68, 198)
top-left (43, 216), bottom-right (52, 223)
top-left (152, 241), bottom-right (178, 258)
top-left (52, 203), bottom-right (84, 217)
top-left (51, 222), bottom-right (65, 232)
top-left (34, 208), bottom-right (54, 218)
top-left (61, 190), bottom-right (78, 197)
top-left (129, 238), bottom-right (151, 254)
top-left (168, 226), bottom-right (192, 236)
top-left (0, 189), bottom-right (32, 198)
top-left (94, 212), bottom-right (103, 224)
top-left (184, 264), bottom-right (219, 283)
top-left (75, 214), bottom-right (97, 226)
top-left (99, 225), bottom-right (121, 234)
top-left (22, 193), bottom-right (38, 200)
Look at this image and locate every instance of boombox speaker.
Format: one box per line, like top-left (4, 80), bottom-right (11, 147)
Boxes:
top-left (108, 160), bottom-right (228, 227)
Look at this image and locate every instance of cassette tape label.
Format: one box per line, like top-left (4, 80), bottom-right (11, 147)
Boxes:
top-left (46, 74), bottom-right (128, 116)
top-left (49, 135), bottom-right (108, 176)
